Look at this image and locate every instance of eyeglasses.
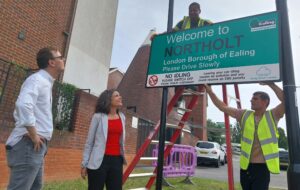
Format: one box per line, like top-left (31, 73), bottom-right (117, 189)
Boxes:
top-left (52, 56), bottom-right (65, 61)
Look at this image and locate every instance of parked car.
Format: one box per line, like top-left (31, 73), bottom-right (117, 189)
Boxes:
top-left (220, 146), bottom-right (227, 164)
top-left (195, 141), bottom-right (226, 168)
top-left (279, 148), bottom-right (289, 169)
top-left (231, 143), bottom-right (241, 154)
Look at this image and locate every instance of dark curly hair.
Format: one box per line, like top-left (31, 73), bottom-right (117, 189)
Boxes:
top-left (95, 89), bottom-right (119, 114)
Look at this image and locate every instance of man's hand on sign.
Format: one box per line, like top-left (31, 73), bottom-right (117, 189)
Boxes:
top-left (150, 33), bottom-right (157, 41)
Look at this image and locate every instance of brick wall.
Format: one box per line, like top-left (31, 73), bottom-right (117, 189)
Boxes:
top-left (0, 0), bottom-right (76, 138)
top-left (0, 145), bottom-right (9, 188)
top-left (0, 0), bottom-right (76, 68)
top-left (0, 90), bottom-right (96, 188)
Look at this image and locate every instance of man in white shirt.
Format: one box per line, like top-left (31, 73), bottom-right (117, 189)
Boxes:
top-left (5, 47), bottom-right (65, 190)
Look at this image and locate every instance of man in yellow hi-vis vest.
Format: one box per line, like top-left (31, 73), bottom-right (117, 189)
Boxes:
top-left (172, 2), bottom-right (212, 32)
top-left (172, 2), bottom-right (212, 105)
top-left (151, 2), bottom-right (212, 37)
top-left (204, 83), bottom-right (285, 190)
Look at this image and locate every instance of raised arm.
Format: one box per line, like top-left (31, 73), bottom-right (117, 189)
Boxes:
top-left (204, 84), bottom-right (238, 119)
top-left (266, 82), bottom-right (284, 102)
top-left (262, 82), bottom-right (285, 119)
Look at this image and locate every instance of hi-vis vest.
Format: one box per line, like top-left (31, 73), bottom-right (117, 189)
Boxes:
top-left (174, 16), bottom-right (212, 31)
top-left (240, 110), bottom-right (280, 174)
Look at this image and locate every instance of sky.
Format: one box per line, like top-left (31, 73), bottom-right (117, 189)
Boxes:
top-left (110, 0), bottom-right (300, 132)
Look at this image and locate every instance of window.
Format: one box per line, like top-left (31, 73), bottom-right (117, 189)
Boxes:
top-left (197, 142), bottom-right (214, 149)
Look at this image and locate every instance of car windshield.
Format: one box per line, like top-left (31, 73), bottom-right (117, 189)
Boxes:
top-left (197, 142), bottom-right (214, 149)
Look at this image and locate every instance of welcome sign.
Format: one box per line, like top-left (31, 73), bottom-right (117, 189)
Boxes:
top-left (146, 11), bottom-right (281, 87)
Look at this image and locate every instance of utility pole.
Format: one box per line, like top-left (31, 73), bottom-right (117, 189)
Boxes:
top-left (276, 0), bottom-right (300, 189)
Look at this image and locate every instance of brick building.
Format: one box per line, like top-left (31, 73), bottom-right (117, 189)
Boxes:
top-left (107, 68), bottom-right (124, 90)
top-left (117, 29), bottom-right (208, 140)
top-left (0, 0), bottom-right (118, 187)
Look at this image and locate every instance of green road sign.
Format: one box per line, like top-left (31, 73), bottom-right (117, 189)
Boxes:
top-left (146, 11), bottom-right (281, 88)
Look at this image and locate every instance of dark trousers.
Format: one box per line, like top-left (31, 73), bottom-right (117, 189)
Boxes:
top-left (87, 155), bottom-right (123, 190)
top-left (240, 163), bottom-right (270, 190)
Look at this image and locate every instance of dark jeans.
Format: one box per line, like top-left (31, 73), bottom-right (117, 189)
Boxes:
top-left (240, 163), bottom-right (270, 190)
top-left (87, 155), bottom-right (123, 190)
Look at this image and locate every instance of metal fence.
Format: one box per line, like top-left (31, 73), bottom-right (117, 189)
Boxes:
top-left (0, 59), bottom-right (29, 128)
top-left (0, 58), bottom-right (77, 131)
top-left (137, 118), bottom-right (157, 157)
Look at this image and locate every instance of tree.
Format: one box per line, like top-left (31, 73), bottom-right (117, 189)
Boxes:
top-left (231, 122), bottom-right (241, 143)
top-left (207, 119), bottom-right (225, 144)
top-left (278, 127), bottom-right (288, 150)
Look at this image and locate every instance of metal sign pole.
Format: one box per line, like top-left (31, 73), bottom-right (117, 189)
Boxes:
top-left (156, 1), bottom-right (174, 189)
top-left (222, 85), bottom-right (235, 190)
top-left (276, 0), bottom-right (300, 189)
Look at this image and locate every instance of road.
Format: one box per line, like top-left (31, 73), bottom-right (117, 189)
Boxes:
top-left (194, 155), bottom-right (288, 190)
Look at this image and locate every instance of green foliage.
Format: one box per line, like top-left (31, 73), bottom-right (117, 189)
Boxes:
top-left (52, 82), bottom-right (78, 131)
top-left (206, 119), bottom-right (241, 144)
top-left (231, 122), bottom-right (241, 143)
top-left (278, 127), bottom-right (288, 150)
top-left (0, 60), bottom-right (29, 107)
top-left (10, 60), bottom-right (29, 73)
top-left (207, 119), bottom-right (225, 144)
top-left (9, 60), bottom-right (30, 83)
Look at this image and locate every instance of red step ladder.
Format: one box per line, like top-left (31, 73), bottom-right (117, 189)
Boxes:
top-left (122, 85), bottom-right (205, 190)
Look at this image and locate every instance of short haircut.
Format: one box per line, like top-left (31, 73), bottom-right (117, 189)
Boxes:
top-left (189, 2), bottom-right (200, 10)
top-left (95, 89), bottom-right (119, 114)
top-left (36, 47), bottom-right (58, 69)
top-left (253, 91), bottom-right (270, 107)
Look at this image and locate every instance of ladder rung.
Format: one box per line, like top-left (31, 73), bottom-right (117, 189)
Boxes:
top-left (176, 107), bottom-right (192, 112)
top-left (183, 88), bottom-right (204, 96)
top-left (168, 119), bottom-right (187, 125)
top-left (166, 123), bottom-right (181, 129)
top-left (140, 157), bottom-right (157, 161)
top-left (129, 173), bottom-right (156, 178)
top-left (151, 140), bottom-right (173, 145)
top-left (128, 188), bottom-right (148, 190)
top-left (228, 95), bottom-right (241, 102)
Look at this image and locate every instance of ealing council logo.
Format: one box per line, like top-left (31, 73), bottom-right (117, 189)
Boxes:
top-left (249, 18), bottom-right (276, 32)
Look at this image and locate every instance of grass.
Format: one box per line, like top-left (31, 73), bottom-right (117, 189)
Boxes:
top-left (43, 179), bottom-right (87, 190)
top-left (124, 177), bottom-right (242, 190)
top-left (43, 177), bottom-right (285, 190)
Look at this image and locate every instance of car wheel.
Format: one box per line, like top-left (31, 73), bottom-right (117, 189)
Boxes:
top-left (221, 158), bottom-right (225, 165)
top-left (197, 157), bottom-right (201, 166)
top-left (215, 158), bottom-right (220, 168)
top-left (224, 155), bottom-right (227, 164)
